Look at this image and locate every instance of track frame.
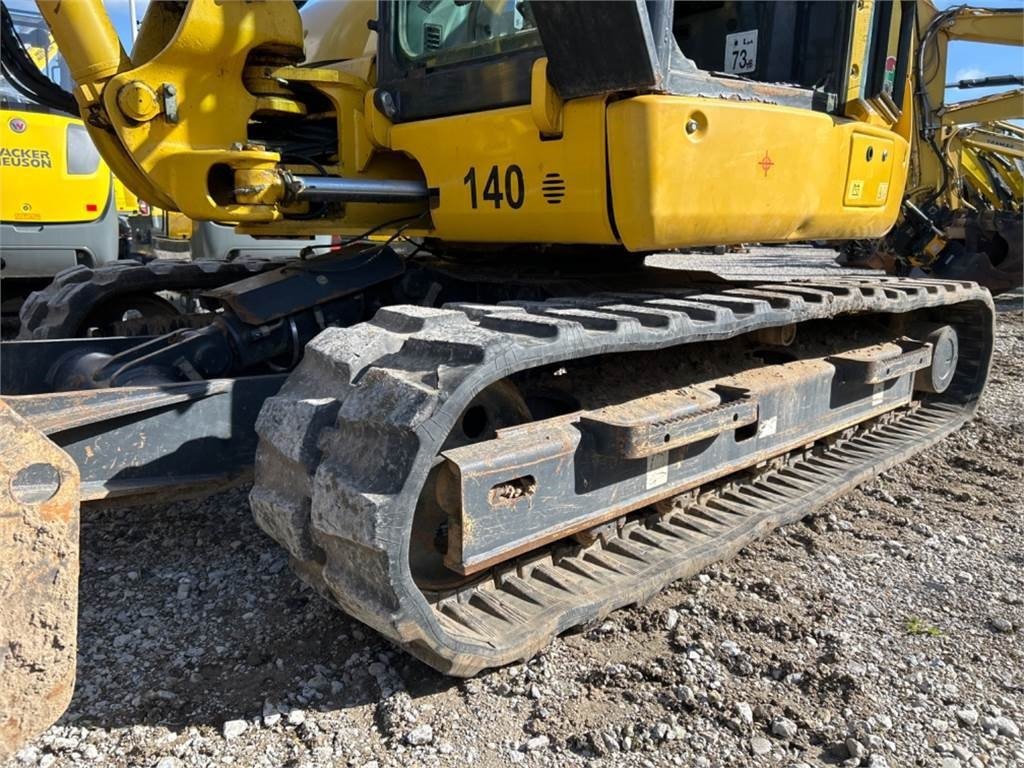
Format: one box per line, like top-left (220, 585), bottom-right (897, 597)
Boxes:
top-left (251, 276), bottom-right (993, 675)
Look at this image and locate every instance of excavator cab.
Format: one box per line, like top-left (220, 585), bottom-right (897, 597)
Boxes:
top-left (379, 0), bottom-right (857, 111)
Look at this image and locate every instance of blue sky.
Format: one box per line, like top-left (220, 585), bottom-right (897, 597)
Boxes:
top-left (9, 0), bottom-right (1023, 109)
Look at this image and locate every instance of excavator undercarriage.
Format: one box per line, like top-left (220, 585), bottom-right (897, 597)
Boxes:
top-left (1, 262), bottom-right (994, 751)
top-left (251, 275), bottom-right (992, 674)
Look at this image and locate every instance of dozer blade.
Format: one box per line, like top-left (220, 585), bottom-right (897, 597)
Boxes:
top-left (0, 399), bottom-right (80, 760)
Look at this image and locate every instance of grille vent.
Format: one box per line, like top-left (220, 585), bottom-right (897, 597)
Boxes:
top-left (542, 172), bottom-right (566, 205)
top-left (423, 23), bottom-right (442, 50)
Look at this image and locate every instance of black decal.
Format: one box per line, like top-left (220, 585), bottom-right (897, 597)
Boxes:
top-left (505, 165), bottom-right (524, 209)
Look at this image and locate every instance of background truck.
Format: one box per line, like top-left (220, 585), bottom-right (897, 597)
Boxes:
top-left (0, 6), bottom-right (119, 335)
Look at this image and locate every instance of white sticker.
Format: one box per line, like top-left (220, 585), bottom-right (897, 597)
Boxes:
top-left (876, 181), bottom-right (889, 201)
top-left (724, 30), bottom-right (758, 74)
top-left (646, 451), bottom-right (669, 489)
top-left (872, 384), bottom-right (884, 406)
top-left (758, 415), bottom-right (778, 438)
top-left (848, 180), bottom-right (864, 200)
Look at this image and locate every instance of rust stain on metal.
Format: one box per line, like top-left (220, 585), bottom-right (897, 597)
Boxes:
top-left (0, 400), bottom-right (81, 760)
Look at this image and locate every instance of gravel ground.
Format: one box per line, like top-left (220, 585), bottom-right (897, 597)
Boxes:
top-left (8, 293), bottom-right (1022, 768)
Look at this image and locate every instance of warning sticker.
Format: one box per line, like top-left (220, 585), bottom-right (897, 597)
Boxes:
top-left (758, 416), bottom-right (778, 438)
top-left (872, 384), bottom-right (885, 406)
top-left (883, 55), bottom-right (898, 95)
top-left (646, 452), bottom-right (669, 489)
top-left (848, 180), bottom-right (864, 200)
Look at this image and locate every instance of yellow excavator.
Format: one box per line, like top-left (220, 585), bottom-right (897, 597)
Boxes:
top-left (952, 121), bottom-right (1022, 211)
top-left (0, 0), bottom-right (1004, 757)
top-left (842, 2), bottom-right (1023, 291)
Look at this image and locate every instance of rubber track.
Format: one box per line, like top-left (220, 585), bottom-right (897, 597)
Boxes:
top-left (18, 258), bottom-right (289, 339)
top-left (250, 277), bottom-right (993, 675)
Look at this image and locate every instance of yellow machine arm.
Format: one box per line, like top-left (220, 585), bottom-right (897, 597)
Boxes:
top-left (911, 1), bottom-right (1024, 207)
top-left (36, 0), bottom-right (310, 220)
top-left (953, 123), bottom-right (1024, 212)
top-left (36, 0), bottom-right (431, 237)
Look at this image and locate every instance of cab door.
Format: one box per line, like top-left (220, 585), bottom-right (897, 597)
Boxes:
top-left (846, 1), bottom-right (916, 129)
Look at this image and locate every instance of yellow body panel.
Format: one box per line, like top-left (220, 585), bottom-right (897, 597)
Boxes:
top-left (28, 0), bottom-right (923, 251)
top-left (163, 211), bottom-right (192, 240)
top-left (389, 98), bottom-right (616, 245)
top-left (843, 0), bottom-right (875, 120)
top-left (844, 133), bottom-right (896, 207)
top-left (606, 97), bottom-right (907, 251)
top-left (113, 178), bottom-right (141, 215)
top-left (0, 108), bottom-right (111, 224)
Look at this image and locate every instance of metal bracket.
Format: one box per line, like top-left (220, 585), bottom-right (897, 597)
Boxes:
top-left (161, 83), bottom-right (178, 123)
top-left (828, 338), bottom-right (932, 385)
top-left (579, 387), bottom-right (758, 459)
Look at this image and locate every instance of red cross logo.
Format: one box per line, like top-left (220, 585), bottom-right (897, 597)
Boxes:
top-left (758, 151), bottom-right (774, 177)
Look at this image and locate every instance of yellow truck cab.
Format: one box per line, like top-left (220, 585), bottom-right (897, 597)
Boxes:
top-left (0, 8), bottom-right (117, 280)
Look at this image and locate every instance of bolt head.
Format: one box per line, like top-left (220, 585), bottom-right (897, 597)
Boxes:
top-left (685, 119), bottom-right (699, 135)
top-left (378, 91), bottom-right (397, 118)
top-left (117, 81), bottom-right (161, 122)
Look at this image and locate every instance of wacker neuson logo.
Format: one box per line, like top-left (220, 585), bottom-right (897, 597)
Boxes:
top-left (0, 147), bottom-right (53, 168)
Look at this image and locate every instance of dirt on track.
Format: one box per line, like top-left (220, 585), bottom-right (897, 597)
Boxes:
top-left (8, 295), bottom-right (1023, 768)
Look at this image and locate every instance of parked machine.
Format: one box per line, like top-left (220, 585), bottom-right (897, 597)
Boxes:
top-left (0, 6), bottom-right (119, 335)
top-left (841, 3), bottom-right (1023, 292)
top-left (0, 0), bottom-right (998, 756)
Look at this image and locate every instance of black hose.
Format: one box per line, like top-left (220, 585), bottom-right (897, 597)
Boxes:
top-left (914, 5), bottom-right (962, 204)
top-left (0, 2), bottom-right (78, 116)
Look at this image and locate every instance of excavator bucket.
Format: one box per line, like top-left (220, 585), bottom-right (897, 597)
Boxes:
top-left (930, 216), bottom-right (1024, 295)
top-left (0, 399), bottom-right (80, 760)
top-left (933, 247), bottom-right (1023, 295)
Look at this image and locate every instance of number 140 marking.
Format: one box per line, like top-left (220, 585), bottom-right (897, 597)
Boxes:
top-left (463, 165), bottom-right (525, 210)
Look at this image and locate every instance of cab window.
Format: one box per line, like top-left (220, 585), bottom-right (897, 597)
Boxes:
top-left (397, 0), bottom-right (539, 67)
